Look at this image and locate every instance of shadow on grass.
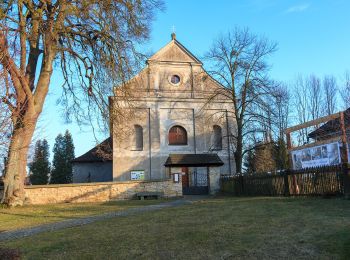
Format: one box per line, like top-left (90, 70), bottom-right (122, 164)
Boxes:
top-left (0, 211), bottom-right (82, 220)
top-left (0, 247), bottom-right (20, 259)
top-left (206, 196), bottom-right (286, 203)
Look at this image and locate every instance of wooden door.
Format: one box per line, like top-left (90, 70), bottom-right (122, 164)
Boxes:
top-left (181, 167), bottom-right (189, 188)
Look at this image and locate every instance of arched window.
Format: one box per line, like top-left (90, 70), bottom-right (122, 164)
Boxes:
top-left (168, 125), bottom-right (187, 145)
top-left (133, 124), bottom-right (143, 150)
top-left (212, 125), bottom-right (222, 150)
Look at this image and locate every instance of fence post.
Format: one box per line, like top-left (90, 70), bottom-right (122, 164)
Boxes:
top-left (343, 163), bottom-right (350, 199)
top-left (240, 175), bottom-right (244, 195)
top-left (219, 176), bottom-right (223, 193)
top-left (339, 111), bottom-right (349, 199)
top-left (284, 170), bottom-right (290, 196)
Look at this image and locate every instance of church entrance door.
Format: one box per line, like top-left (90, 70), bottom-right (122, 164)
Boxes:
top-left (182, 167), bottom-right (209, 195)
top-left (181, 167), bottom-right (189, 188)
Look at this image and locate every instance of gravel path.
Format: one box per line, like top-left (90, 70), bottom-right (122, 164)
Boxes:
top-left (0, 199), bottom-right (194, 242)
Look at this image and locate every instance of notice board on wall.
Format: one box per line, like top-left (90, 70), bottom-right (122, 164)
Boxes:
top-left (130, 170), bottom-right (145, 180)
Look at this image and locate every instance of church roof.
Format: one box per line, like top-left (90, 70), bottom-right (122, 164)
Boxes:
top-left (148, 33), bottom-right (202, 64)
top-left (164, 153), bottom-right (224, 167)
top-left (72, 137), bottom-right (112, 163)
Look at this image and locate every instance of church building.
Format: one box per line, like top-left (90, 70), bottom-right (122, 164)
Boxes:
top-left (73, 34), bottom-right (236, 194)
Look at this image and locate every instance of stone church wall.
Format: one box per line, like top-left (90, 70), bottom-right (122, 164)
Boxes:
top-left (112, 101), bottom-right (236, 181)
top-left (111, 35), bottom-right (237, 182)
top-left (13, 179), bottom-right (181, 205)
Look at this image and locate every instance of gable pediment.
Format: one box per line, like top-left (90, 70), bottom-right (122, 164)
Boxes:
top-left (148, 39), bottom-right (202, 64)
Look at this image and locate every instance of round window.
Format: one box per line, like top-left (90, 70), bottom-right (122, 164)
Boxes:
top-left (170, 75), bottom-right (181, 85)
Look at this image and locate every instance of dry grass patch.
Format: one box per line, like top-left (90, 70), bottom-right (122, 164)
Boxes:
top-left (1, 197), bottom-right (350, 259)
top-left (0, 199), bottom-right (166, 232)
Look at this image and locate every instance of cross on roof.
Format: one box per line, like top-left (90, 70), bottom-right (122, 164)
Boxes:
top-left (171, 26), bottom-right (177, 40)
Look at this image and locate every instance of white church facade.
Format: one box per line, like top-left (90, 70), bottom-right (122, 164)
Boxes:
top-left (73, 34), bottom-right (236, 194)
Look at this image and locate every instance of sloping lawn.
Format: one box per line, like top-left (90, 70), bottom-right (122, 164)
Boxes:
top-left (0, 199), bottom-right (166, 232)
top-left (2, 197), bottom-right (350, 259)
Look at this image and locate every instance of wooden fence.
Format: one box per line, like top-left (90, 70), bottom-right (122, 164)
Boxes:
top-left (220, 164), bottom-right (348, 197)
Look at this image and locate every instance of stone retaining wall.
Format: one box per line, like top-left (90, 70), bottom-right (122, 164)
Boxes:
top-left (18, 179), bottom-right (182, 205)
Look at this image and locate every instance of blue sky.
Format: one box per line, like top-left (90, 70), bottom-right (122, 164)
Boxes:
top-left (37, 0), bottom-right (350, 159)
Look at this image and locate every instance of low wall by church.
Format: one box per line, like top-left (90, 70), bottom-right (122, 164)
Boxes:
top-left (18, 179), bottom-right (181, 205)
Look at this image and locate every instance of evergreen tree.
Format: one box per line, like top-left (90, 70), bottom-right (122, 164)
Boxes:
top-left (274, 138), bottom-right (289, 170)
top-left (29, 140), bottom-right (50, 185)
top-left (50, 130), bottom-right (75, 184)
top-left (50, 134), bottom-right (65, 184)
top-left (64, 130), bottom-right (75, 183)
top-left (244, 149), bottom-right (256, 174)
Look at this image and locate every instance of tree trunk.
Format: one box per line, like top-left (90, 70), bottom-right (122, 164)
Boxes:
top-left (1, 114), bottom-right (37, 207)
top-left (1, 38), bottom-right (53, 206)
top-left (234, 120), bottom-right (243, 174)
top-left (235, 142), bottom-right (243, 174)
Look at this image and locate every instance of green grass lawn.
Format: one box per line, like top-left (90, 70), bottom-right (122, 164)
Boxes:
top-left (2, 197), bottom-right (350, 259)
top-left (0, 199), bottom-right (165, 232)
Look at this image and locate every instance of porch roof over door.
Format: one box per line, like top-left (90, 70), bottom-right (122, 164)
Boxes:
top-left (164, 153), bottom-right (224, 167)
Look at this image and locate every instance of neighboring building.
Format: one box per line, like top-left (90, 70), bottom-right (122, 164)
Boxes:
top-left (73, 34), bottom-right (236, 194)
top-left (308, 108), bottom-right (350, 141)
top-left (72, 138), bottom-right (113, 183)
top-left (254, 142), bottom-right (276, 173)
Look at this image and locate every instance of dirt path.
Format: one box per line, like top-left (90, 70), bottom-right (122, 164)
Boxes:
top-left (0, 199), bottom-right (198, 241)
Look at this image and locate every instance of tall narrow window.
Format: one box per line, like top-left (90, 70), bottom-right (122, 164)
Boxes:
top-left (212, 125), bottom-right (222, 150)
top-left (133, 124), bottom-right (143, 150)
top-left (168, 125), bottom-right (187, 145)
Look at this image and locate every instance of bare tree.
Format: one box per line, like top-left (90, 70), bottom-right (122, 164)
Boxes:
top-left (307, 75), bottom-right (323, 120)
top-left (205, 28), bottom-right (277, 174)
top-left (0, 0), bottom-right (163, 206)
top-left (341, 71), bottom-right (350, 109)
top-left (0, 71), bottom-right (12, 173)
top-left (272, 84), bottom-right (290, 170)
top-left (0, 106), bottom-right (11, 172)
top-left (293, 75), bottom-right (310, 145)
top-left (269, 84), bottom-right (290, 139)
top-left (322, 75), bottom-right (338, 115)
top-left (293, 74), bottom-right (329, 145)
